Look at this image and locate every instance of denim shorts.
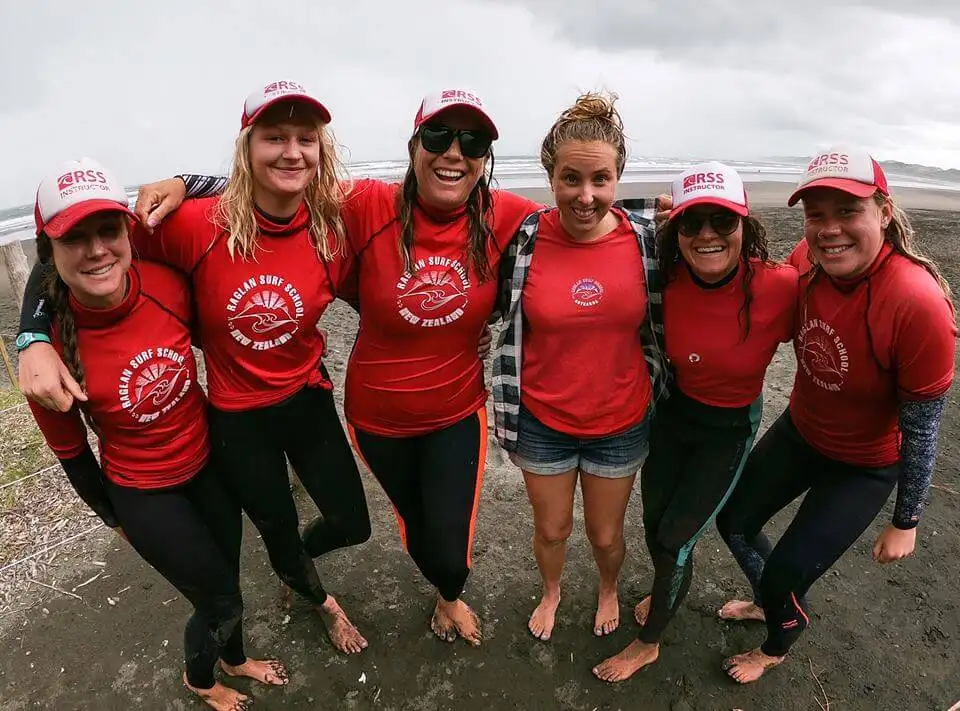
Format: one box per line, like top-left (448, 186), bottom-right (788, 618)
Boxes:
top-left (509, 403), bottom-right (651, 478)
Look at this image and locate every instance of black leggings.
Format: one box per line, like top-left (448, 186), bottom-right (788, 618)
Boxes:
top-left (351, 407), bottom-right (487, 602)
top-left (106, 464), bottom-right (245, 689)
top-left (638, 389), bottom-right (761, 644)
top-left (716, 409), bottom-right (898, 656)
top-left (208, 383), bottom-right (370, 607)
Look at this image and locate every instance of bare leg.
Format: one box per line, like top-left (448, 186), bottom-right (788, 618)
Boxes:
top-left (522, 468), bottom-right (577, 641)
top-left (581, 471), bottom-right (637, 636)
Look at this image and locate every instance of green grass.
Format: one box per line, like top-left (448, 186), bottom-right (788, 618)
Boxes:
top-left (0, 386), bottom-right (24, 410)
top-left (0, 388), bottom-right (53, 491)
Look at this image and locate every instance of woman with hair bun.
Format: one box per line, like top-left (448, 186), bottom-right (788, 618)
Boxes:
top-left (493, 92), bottom-right (669, 644)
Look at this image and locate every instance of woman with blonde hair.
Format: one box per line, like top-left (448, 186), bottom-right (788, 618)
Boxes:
top-left (493, 92), bottom-right (669, 644)
top-left (716, 146), bottom-right (956, 683)
top-left (16, 80), bottom-right (371, 655)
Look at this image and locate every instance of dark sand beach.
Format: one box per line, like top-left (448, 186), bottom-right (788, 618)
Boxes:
top-left (1, 181), bottom-right (958, 710)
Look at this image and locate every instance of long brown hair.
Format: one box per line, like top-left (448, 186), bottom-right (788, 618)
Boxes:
top-left (658, 213), bottom-right (772, 341)
top-left (396, 134), bottom-right (497, 281)
top-left (874, 192), bottom-right (952, 298)
top-left (35, 232), bottom-right (101, 436)
top-left (213, 107), bottom-right (349, 262)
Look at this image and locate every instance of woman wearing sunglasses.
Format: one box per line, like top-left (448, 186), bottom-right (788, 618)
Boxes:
top-left (592, 162), bottom-right (798, 682)
top-left (716, 147), bottom-right (956, 684)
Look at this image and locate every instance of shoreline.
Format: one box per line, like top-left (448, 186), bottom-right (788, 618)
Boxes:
top-left (2, 180), bottom-right (959, 249)
top-left (510, 180), bottom-right (960, 211)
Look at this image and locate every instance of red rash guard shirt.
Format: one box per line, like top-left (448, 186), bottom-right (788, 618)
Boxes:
top-left (664, 260), bottom-right (799, 408)
top-left (520, 209), bottom-right (651, 436)
top-left (342, 179), bottom-right (538, 436)
top-left (132, 198), bottom-right (346, 411)
top-left (29, 262), bottom-right (209, 488)
top-left (789, 241), bottom-right (957, 467)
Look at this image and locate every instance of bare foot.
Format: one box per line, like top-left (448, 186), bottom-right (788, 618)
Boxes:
top-left (220, 657), bottom-right (289, 686)
top-left (592, 640), bottom-right (659, 683)
top-left (278, 583), bottom-right (293, 611)
top-left (594, 587), bottom-right (620, 636)
top-left (722, 647), bottom-right (785, 684)
top-left (633, 595), bottom-right (651, 626)
top-left (431, 598), bottom-right (482, 646)
top-left (183, 672), bottom-right (251, 711)
top-left (528, 589), bottom-right (561, 641)
top-left (718, 599), bottom-right (766, 622)
top-left (316, 595), bottom-right (368, 654)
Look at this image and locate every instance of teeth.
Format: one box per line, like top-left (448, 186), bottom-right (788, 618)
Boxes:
top-left (435, 169), bottom-right (463, 180)
top-left (572, 207), bottom-right (595, 218)
top-left (695, 246), bottom-right (724, 254)
top-left (823, 245), bottom-right (851, 254)
top-left (84, 263), bottom-right (114, 276)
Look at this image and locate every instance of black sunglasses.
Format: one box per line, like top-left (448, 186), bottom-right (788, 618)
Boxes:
top-left (418, 124), bottom-right (493, 159)
top-left (676, 210), bottom-right (741, 238)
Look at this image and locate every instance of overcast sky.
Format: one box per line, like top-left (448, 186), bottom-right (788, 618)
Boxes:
top-left (2, 0), bottom-right (958, 207)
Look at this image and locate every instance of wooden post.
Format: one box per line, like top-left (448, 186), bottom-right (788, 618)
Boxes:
top-left (1, 240), bottom-right (30, 307)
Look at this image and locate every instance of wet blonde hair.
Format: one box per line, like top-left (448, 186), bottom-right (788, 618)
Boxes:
top-left (214, 109), bottom-right (349, 262)
top-left (540, 91), bottom-right (627, 179)
top-left (874, 192), bottom-right (952, 298)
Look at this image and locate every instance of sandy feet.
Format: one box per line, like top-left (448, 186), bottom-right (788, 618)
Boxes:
top-left (431, 598), bottom-right (482, 646)
top-left (316, 595), bottom-right (368, 654)
top-left (528, 590), bottom-right (561, 641)
top-left (633, 595), bottom-right (651, 626)
top-left (183, 674), bottom-right (252, 711)
top-left (592, 639), bottom-right (660, 683)
top-left (722, 648), bottom-right (785, 683)
top-left (718, 599), bottom-right (766, 622)
top-left (220, 658), bottom-right (289, 686)
top-left (594, 587), bottom-right (620, 636)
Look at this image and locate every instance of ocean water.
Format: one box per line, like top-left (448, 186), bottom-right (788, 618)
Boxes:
top-left (3, 156), bottom-right (959, 245)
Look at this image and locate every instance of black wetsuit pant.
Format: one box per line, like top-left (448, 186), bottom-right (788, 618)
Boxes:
top-left (105, 464), bottom-right (245, 689)
top-left (207, 383), bottom-right (371, 607)
top-left (638, 388), bottom-right (762, 644)
top-left (716, 408), bottom-right (898, 656)
top-left (351, 407), bottom-right (487, 602)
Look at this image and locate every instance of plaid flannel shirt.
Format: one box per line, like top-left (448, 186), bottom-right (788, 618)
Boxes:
top-left (491, 199), bottom-right (671, 452)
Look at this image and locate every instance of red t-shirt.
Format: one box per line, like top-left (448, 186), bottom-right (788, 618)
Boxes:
top-left (342, 179), bottom-right (538, 436)
top-left (520, 209), bottom-right (651, 436)
top-left (133, 198), bottom-right (346, 411)
top-left (29, 262), bottom-right (209, 489)
top-left (789, 241), bottom-right (957, 466)
top-left (664, 260), bottom-right (798, 407)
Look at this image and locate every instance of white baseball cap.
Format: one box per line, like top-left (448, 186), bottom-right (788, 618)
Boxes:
top-left (34, 158), bottom-right (134, 239)
top-left (787, 145), bottom-right (889, 206)
top-left (241, 79), bottom-right (331, 129)
top-left (669, 161), bottom-right (749, 220)
top-left (413, 88), bottom-right (498, 139)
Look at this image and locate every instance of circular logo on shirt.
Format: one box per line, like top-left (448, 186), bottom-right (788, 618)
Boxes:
top-left (118, 347), bottom-right (192, 424)
top-left (226, 274), bottom-right (305, 350)
top-left (571, 278), bottom-right (604, 307)
top-left (396, 257), bottom-right (470, 328)
top-left (688, 353), bottom-right (702, 364)
top-left (797, 318), bottom-right (848, 391)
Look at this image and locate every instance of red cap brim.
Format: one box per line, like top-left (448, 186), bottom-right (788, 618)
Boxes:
top-left (42, 201), bottom-right (135, 239)
top-left (242, 95), bottom-right (332, 129)
top-left (418, 104), bottom-right (499, 140)
top-left (669, 196), bottom-right (749, 221)
top-left (787, 178), bottom-right (879, 206)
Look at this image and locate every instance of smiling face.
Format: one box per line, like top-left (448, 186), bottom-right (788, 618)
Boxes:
top-left (413, 107), bottom-right (489, 212)
top-left (549, 140), bottom-right (619, 241)
top-left (675, 205), bottom-right (743, 282)
top-left (248, 102), bottom-right (322, 214)
top-left (50, 212), bottom-right (132, 309)
top-left (801, 188), bottom-right (890, 279)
